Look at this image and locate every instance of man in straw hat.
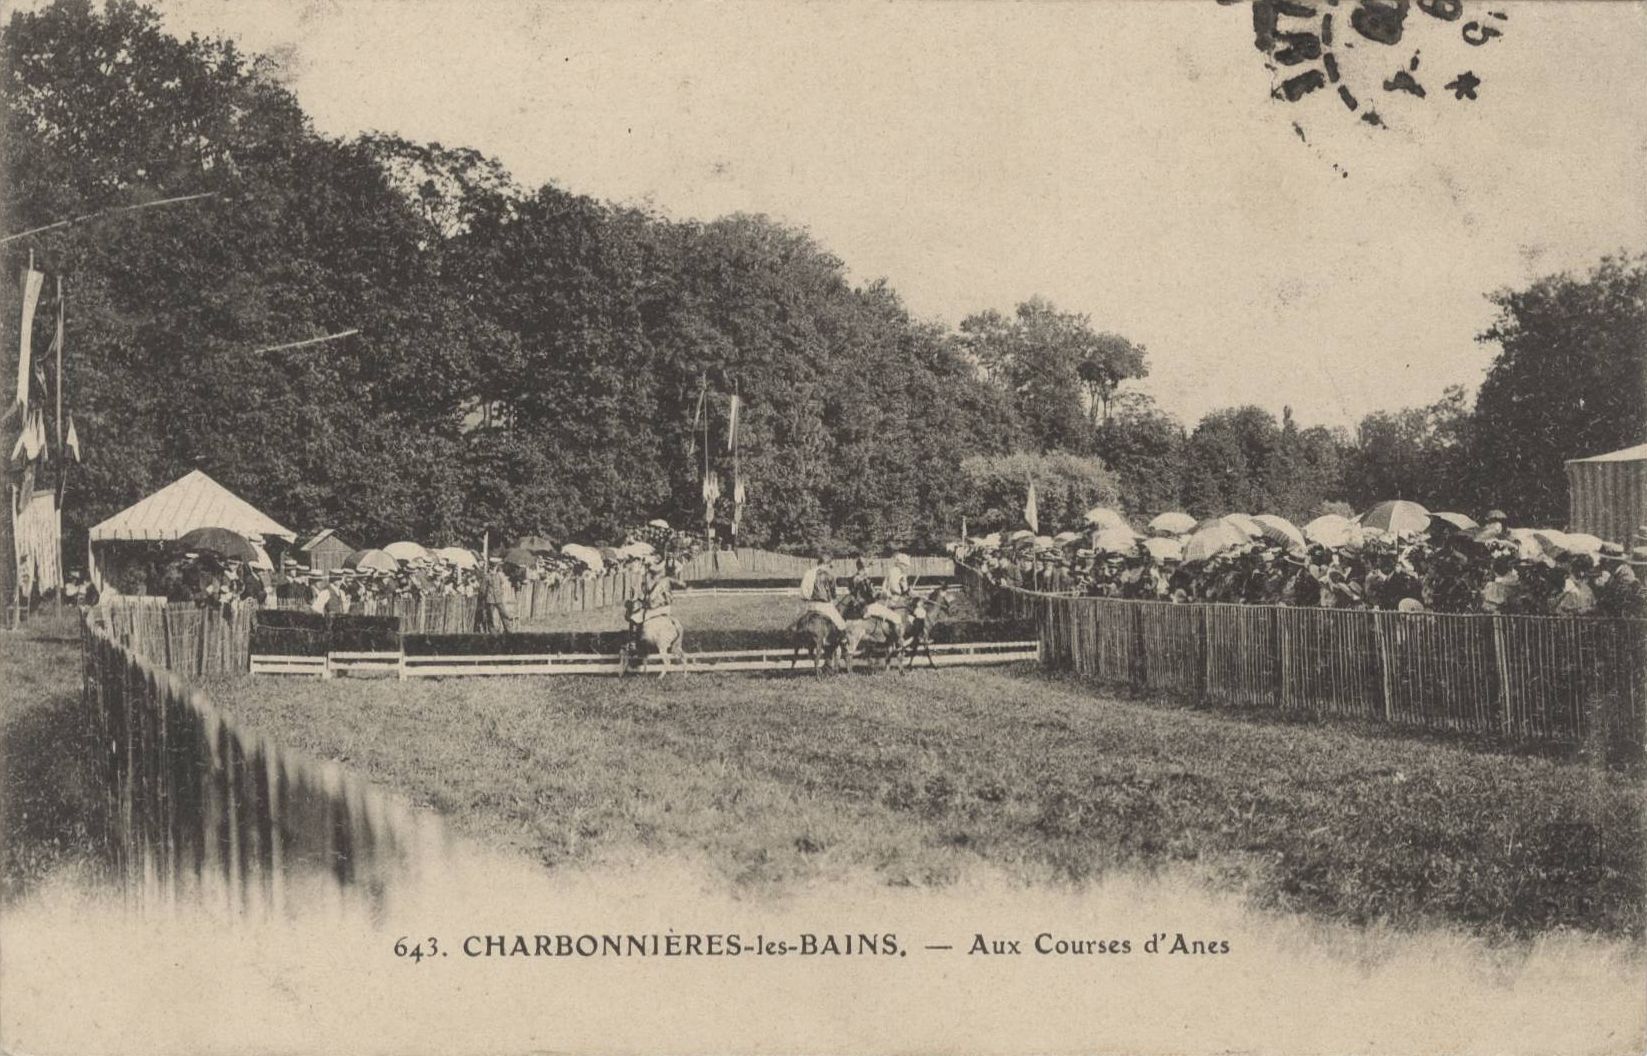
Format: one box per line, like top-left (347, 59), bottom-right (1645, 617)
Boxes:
top-left (1595, 545), bottom-right (1646, 618)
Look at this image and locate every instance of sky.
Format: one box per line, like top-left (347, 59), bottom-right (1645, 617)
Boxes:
top-left (79, 0), bottom-right (1647, 428)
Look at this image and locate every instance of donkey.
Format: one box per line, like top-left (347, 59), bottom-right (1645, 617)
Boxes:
top-left (618, 602), bottom-right (687, 677)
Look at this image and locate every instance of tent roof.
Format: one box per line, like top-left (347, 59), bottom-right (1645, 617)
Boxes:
top-left (89, 470), bottom-right (296, 543)
top-left (1567, 443), bottom-right (1647, 465)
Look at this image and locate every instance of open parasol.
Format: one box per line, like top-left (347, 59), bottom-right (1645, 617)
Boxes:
top-left (1182, 521), bottom-right (1249, 563)
top-left (1051, 531), bottom-right (1082, 545)
top-left (1092, 526), bottom-right (1140, 554)
top-left (1252, 514), bottom-right (1306, 551)
top-left (343, 548), bottom-right (399, 574)
top-left (1083, 506), bottom-right (1129, 530)
top-left (383, 540), bottom-right (430, 563)
top-left (498, 547), bottom-right (537, 567)
top-left (434, 546), bottom-right (479, 569)
top-left (515, 535), bottom-right (558, 554)
top-left (1142, 536), bottom-right (1184, 562)
top-left (1221, 513), bottom-right (1265, 538)
top-left (1430, 512), bottom-right (1479, 532)
top-left (1303, 514), bottom-right (1363, 549)
top-left (177, 527), bottom-right (259, 563)
top-left (1357, 500), bottom-right (1431, 537)
top-left (1147, 511), bottom-right (1197, 536)
top-left (561, 543), bottom-right (605, 572)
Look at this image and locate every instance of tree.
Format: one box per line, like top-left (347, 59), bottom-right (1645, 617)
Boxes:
top-left (957, 451), bottom-right (1121, 537)
top-left (1470, 255), bottom-right (1647, 525)
top-left (1092, 391), bottom-right (1186, 517)
top-left (960, 298), bottom-right (1145, 453)
top-left (1341, 386), bottom-right (1471, 513)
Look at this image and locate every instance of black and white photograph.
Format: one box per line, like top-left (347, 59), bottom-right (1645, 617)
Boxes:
top-left (1, 0), bottom-right (1644, 1052)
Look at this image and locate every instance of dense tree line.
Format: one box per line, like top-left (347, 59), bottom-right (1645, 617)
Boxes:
top-left (3, 1), bottom-right (1641, 560)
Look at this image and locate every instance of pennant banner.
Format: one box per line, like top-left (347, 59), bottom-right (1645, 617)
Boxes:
top-left (15, 268), bottom-right (43, 408)
top-left (1024, 479), bottom-right (1039, 535)
top-left (726, 394), bottom-right (740, 453)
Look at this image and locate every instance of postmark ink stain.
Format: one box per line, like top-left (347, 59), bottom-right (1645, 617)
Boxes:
top-left (1444, 70), bottom-right (1480, 99)
top-left (1384, 69), bottom-right (1426, 96)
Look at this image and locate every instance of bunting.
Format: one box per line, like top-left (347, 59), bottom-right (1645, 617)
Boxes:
top-left (726, 393), bottom-right (740, 453)
top-left (702, 470), bottom-right (721, 525)
top-left (15, 267), bottom-right (43, 408)
top-left (732, 473), bottom-right (747, 533)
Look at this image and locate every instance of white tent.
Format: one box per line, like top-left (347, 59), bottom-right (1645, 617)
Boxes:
top-left (88, 470), bottom-right (294, 591)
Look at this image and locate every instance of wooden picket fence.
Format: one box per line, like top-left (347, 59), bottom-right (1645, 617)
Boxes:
top-left (957, 564), bottom-right (1647, 752)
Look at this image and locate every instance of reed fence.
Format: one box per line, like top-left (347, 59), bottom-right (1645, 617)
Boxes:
top-left (86, 599), bottom-right (255, 679)
top-left (81, 620), bottom-right (426, 912)
top-left (957, 563), bottom-right (1647, 753)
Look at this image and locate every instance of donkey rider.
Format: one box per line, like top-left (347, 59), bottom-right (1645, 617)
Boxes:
top-left (629, 555), bottom-right (683, 652)
top-left (803, 552), bottom-right (847, 632)
top-left (862, 552), bottom-right (914, 630)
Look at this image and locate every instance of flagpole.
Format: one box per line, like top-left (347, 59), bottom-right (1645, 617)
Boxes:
top-left (53, 275), bottom-right (62, 613)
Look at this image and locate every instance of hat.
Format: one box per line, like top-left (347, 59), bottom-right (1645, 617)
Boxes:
top-left (1484, 510), bottom-right (1508, 523)
top-left (1628, 546), bottom-right (1647, 567)
top-left (1397, 597), bottom-right (1425, 613)
top-left (894, 553), bottom-right (911, 568)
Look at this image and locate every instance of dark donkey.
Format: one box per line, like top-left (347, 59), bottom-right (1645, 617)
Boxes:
top-left (789, 596), bottom-right (850, 677)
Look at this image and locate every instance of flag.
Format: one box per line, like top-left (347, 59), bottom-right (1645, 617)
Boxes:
top-left (1024, 479), bottom-right (1039, 534)
top-left (726, 393), bottom-right (740, 453)
top-left (65, 416), bottom-right (80, 462)
top-left (732, 472), bottom-right (747, 532)
top-left (702, 470), bottom-right (721, 523)
top-left (15, 268), bottom-right (43, 408)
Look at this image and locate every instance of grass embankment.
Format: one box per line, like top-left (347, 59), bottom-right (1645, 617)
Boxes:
top-left (0, 610), bottom-right (110, 904)
top-left (207, 657), bottom-right (1644, 943)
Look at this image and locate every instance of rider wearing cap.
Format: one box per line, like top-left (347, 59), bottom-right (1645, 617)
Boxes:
top-left (630, 555), bottom-right (682, 650)
top-left (803, 552), bottom-right (847, 631)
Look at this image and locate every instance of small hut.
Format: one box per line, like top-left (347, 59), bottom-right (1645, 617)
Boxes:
top-left (1565, 443), bottom-right (1647, 545)
top-left (300, 529), bottom-right (354, 572)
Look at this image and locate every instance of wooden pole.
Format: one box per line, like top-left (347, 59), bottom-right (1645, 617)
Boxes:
top-left (54, 275), bottom-right (62, 612)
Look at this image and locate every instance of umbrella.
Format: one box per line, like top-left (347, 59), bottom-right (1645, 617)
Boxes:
top-left (516, 535), bottom-right (558, 554)
top-left (1142, 536), bottom-right (1184, 562)
top-left (1147, 512), bottom-right (1197, 536)
top-left (1303, 514), bottom-right (1363, 549)
top-left (343, 548), bottom-right (399, 573)
top-left (1092, 526), bottom-right (1140, 554)
top-left (561, 543), bottom-right (605, 572)
top-left (981, 533), bottom-right (1003, 547)
top-left (498, 547), bottom-right (537, 567)
top-left (248, 543), bottom-right (274, 572)
top-left (1221, 513), bottom-right (1264, 538)
top-left (647, 519), bottom-right (671, 529)
top-left (384, 540), bottom-right (430, 563)
top-left (1561, 532), bottom-right (1603, 556)
top-left (176, 527), bottom-right (258, 563)
top-left (1252, 514), bottom-right (1306, 551)
top-left (1431, 511), bottom-right (1479, 531)
top-left (1008, 529), bottom-right (1036, 544)
top-left (434, 546), bottom-right (478, 569)
top-left (1033, 535), bottom-right (1055, 549)
top-left (1358, 500), bottom-right (1431, 537)
top-left (617, 540), bottom-right (657, 559)
top-left (1182, 522), bottom-right (1249, 563)
top-left (1083, 506), bottom-right (1129, 530)
top-left (1051, 531), bottom-right (1082, 545)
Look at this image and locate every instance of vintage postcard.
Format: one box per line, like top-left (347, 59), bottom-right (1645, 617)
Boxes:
top-left (1, 0), bottom-right (1644, 1053)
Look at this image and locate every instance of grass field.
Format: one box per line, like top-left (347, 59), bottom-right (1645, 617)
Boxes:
top-left (204, 648), bottom-right (1644, 943)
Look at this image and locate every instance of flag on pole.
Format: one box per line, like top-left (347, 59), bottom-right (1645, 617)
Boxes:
top-left (1024, 479), bottom-right (1039, 534)
top-left (732, 472), bottom-right (746, 532)
top-left (702, 470), bottom-right (721, 524)
top-left (15, 267), bottom-right (43, 408)
top-left (65, 416), bottom-right (80, 462)
top-left (726, 393), bottom-right (740, 453)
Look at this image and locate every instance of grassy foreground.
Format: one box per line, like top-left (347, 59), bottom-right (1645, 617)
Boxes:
top-left (206, 660), bottom-right (1644, 943)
